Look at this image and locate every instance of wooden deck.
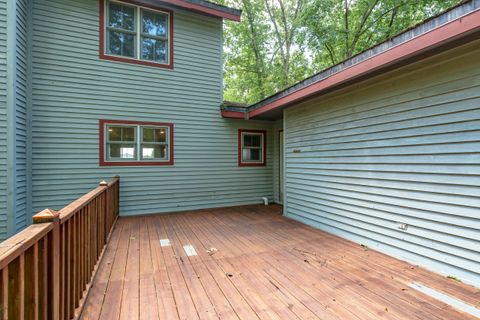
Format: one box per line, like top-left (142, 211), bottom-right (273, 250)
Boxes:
top-left (80, 205), bottom-right (480, 320)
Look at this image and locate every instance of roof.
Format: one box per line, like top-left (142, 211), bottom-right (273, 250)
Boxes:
top-left (222, 0), bottom-right (480, 120)
top-left (145, 0), bottom-right (241, 21)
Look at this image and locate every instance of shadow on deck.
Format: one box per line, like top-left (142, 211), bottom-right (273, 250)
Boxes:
top-left (80, 205), bottom-right (480, 320)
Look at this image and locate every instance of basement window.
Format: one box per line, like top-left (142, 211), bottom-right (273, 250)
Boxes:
top-left (100, 120), bottom-right (174, 166)
top-left (238, 130), bottom-right (266, 166)
top-left (100, 0), bottom-right (173, 68)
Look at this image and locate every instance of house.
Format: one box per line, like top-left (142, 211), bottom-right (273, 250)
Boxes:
top-left (0, 0), bottom-right (479, 315)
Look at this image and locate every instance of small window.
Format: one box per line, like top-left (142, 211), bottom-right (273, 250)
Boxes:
top-left (100, 120), bottom-right (174, 166)
top-left (238, 130), bottom-right (266, 166)
top-left (100, 0), bottom-right (173, 68)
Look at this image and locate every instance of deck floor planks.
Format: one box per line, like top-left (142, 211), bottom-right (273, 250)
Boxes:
top-left (153, 213), bottom-right (200, 320)
top-left (166, 213), bottom-right (241, 320)
top-left (230, 206), bottom-right (470, 320)
top-left (81, 205), bottom-right (480, 320)
top-left (176, 211), bottom-right (303, 320)
top-left (139, 217), bottom-right (160, 320)
top-left (224, 207), bottom-right (441, 319)
top-left (239, 206), bottom-right (476, 319)
top-left (81, 217), bottom-right (124, 320)
top-left (119, 217), bottom-right (141, 320)
top-left (145, 215), bottom-right (179, 320)
top-left (169, 213), bottom-right (260, 320)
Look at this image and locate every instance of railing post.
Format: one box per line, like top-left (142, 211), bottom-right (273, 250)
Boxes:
top-left (33, 208), bottom-right (60, 320)
top-left (99, 180), bottom-right (108, 242)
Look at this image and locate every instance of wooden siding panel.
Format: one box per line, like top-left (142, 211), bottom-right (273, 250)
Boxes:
top-left (31, 0), bottom-right (274, 215)
top-left (284, 41), bottom-right (480, 287)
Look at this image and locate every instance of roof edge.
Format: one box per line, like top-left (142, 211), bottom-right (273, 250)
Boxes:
top-left (246, 0), bottom-right (480, 119)
top-left (149, 0), bottom-right (241, 21)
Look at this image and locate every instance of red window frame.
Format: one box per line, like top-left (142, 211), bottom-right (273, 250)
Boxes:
top-left (99, 0), bottom-right (174, 69)
top-left (99, 119), bottom-right (174, 166)
top-left (238, 129), bottom-right (267, 167)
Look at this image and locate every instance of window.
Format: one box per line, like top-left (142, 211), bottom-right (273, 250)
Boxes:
top-left (100, 120), bottom-right (174, 166)
top-left (238, 130), bottom-right (266, 166)
top-left (100, 0), bottom-right (173, 68)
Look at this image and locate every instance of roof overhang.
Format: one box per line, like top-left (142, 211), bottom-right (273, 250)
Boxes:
top-left (222, 2), bottom-right (480, 120)
top-left (136, 0), bottom-right (241, 21)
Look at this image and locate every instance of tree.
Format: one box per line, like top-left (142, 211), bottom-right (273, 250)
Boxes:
top-left (220, 0), bottom-right (460, 103)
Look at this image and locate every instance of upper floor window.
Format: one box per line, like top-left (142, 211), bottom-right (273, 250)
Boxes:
top-left (238, 130), bottom-right (266, 166)
top-left (99, 120), bottom-right (174, 166)
top-left (100, 0), bottom-right (173, 69)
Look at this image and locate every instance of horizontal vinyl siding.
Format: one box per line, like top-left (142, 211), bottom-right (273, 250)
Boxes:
top-left (0, 0), bottom-right (7, 239)
top-left (284, 41), bottom-right (480, 287)
top-left (31, 0), bottom-right (273, 215)
top-left (15, 0), bottom-right (28, 232)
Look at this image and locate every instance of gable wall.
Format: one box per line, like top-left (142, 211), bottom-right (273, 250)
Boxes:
top-left (284, 41), bottom-right (480, 286)
top-left (30, 0), bottom-right (274, 215)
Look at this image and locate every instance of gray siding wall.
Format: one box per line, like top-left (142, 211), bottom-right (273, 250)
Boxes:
top-left (31, 0), bottom-right (273, 215)
top-left (0, 0), bottom-right (7, 238)
top-left (284, 41), bottom-right (480, 286)
top-left (15, 0), bottom-right (28, 232)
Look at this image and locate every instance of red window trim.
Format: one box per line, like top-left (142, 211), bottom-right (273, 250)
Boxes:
top-left (99, 0), bottom-right (174, 69)
top-left (99, 119), bottom-right (174, 166)
top-left (238, 129), bottom-right (267, 167)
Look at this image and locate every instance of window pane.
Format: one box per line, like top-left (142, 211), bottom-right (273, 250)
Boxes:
top-left (109, 3), bottom-right (135, 31)
top-left (243, 135), bottom-right (252, 147)
top-left (108, 31), bottom-right (135, 57)
top-left (108, 127), bottom-right (122, 141)
top-left (142, 144), bottom-right (167, 159)
top-left (122, 127), bottom-right (135, 141)
top-left (141, 38), bottom-right (167, 63)
top-left (143, 127), bottom-right (166, 142)
top-left (242, 148), bottom-right (261, 161)
top-left (251, 135), bottom-right (261, 147)
top-left (109, 144), bottom-right (136, 159)
top-left (142, 10), bottom-right (167, 37)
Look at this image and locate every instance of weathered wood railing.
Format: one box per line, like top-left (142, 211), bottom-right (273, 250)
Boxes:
top-left (0, 176), bottom-right (120, 320)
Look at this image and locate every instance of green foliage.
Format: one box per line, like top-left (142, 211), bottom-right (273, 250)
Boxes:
top-left (219, 0), bottom-right (460, 103)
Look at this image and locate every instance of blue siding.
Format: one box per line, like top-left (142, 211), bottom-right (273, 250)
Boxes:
top-left (0, 0), bottom-right (7, 238)
top-left (14, 0), bottom-right (28, 232)
top-left (284, 41), bottom-right (480, 287)
top-left (31, 0), bottom-right (274, 215)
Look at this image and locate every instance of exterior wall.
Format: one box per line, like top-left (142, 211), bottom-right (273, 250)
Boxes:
top-left (30, 0), bottom-right (274, 215)
top-left (14, 0), bottom-right (29, 232)
top-left (0, 0), bottom-right (7, 238)
top-left (284, 41), bottom-right (480, 286)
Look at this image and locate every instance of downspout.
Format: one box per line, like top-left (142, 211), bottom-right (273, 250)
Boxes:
top-left (5, 0), bottom-right (17, 236)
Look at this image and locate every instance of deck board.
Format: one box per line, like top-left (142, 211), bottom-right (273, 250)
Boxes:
top-left (81, 205), bottom-right (480, 320)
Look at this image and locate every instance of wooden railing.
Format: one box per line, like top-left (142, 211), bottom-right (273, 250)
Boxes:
top-left (0, 176), bottom-right (120, 320)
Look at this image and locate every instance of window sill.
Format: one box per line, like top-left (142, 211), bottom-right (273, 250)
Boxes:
top-left (238, 162), bottom-right (266, 167)
top-left (99, 53), bottom-right (174, 69)
top-left (99, 160), bottom-right (174, 166)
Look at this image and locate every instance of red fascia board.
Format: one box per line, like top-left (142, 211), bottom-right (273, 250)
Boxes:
top-left (249, 9), bottom-right (480, 118)
top-left (221, 110), bottom-right (245, 119)
top-left (99, 119), bottom-right (175, 166)
top-left (161, 0), bottom-right (240, 21)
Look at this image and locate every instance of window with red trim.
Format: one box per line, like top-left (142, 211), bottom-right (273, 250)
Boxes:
top-left (99, 120), bottom-right (174, 166)
top-left (238, 130), bottom-right (266, 166)
top-left (99, 0), bottom-right (174, 69)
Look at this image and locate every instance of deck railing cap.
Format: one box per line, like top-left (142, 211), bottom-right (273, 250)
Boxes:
top-left (32, 208), bottom-right (59, 224)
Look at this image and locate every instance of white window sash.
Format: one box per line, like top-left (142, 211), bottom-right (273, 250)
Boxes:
top-left (241, 132), bottom-right (264, 163)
